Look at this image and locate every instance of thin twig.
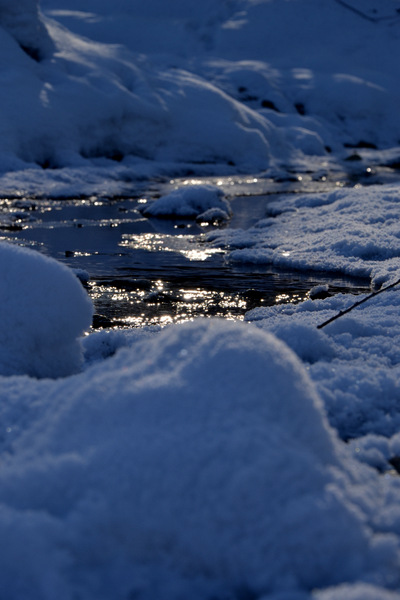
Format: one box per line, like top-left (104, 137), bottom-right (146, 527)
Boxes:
top-left (334, 0), bottom-right (378, 23)
top-left (317, 277), bottom-right (400, 329)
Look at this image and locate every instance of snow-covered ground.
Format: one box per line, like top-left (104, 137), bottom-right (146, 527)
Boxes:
top-left (3, 1), bottom-right (400, 598)
top-left (0, 0), bottom-right (399, 194)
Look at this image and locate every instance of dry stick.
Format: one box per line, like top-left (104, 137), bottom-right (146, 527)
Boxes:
top-left (334, 0), bottom-right (399, 23)
top-left (334, 0), bottom-right (378, 23)
top-left (317, 277), bottom-right (400, 329)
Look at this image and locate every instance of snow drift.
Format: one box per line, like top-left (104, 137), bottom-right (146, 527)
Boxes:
top-left (0, 1), bottom-right (282, 175)
top-left (2, 0), bottom-right (400, 188)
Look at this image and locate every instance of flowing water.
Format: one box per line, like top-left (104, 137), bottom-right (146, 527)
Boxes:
top-left (0, 170), bottom-right (380, 328)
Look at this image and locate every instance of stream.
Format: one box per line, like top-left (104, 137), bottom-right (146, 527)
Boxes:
top-left (0, 170), bottom-right (380, 328)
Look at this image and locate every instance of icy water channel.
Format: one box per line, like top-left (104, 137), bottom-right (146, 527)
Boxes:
top-left (0, 171), bottom-right (378, 328)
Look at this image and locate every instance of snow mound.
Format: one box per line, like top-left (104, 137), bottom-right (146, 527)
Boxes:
top-left (0, 319), bottom-right (397, 598)
top-left (0, 13), bottom-right (280, 175)
top-left (0, 242), bottom-right (93, 378)
top-left (142, 184), bottom-right (231, 219)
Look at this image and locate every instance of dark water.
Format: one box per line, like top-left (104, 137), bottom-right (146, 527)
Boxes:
top-left (0, 175), bottom-right (372, 328)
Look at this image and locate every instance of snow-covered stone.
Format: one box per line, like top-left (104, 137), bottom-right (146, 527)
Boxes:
top-left (142, 184), bottom-right (231, 219)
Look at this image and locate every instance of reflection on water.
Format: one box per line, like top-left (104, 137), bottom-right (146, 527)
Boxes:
top-left (0, 172), bottom-right (375, 329)
top-left (90, 279), bottom-right (250, 328)
top-left (120, 232), bottom-right (224, 262)
top-left (87, 268), bottom-right (370, 329)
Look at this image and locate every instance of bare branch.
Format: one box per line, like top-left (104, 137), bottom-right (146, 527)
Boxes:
top-left (317, 277), bottom-right (400, 329)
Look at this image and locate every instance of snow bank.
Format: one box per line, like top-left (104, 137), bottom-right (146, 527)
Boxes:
top-left (0, 4), bottom-right (281, 177)
top-left (2, 1), bottom-right (400, 597)
top-left (214, 0), bottom-right (400, 150)
top-left (141, 183), bottom-right (231, 219)
top-left (0, 0), bottom-right (399, 193)
top-left (0, 242), bottom-right (93, 378)
top-left (0, 318), bottom-right (397, 598)
top-left (42, 0), bottom-right (400, 169)
top-left (208, 184), bottom-right (400, 286)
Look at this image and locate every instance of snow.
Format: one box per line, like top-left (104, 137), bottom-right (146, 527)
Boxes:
top-left (0, 0), bottom-right (399, 194)
top-left (245, 288), bottom-right (400, 442)
top-left (3, 0), bottom-right (400, 598)
top-left (0, 0), bottom-right (54, 60)
top-left (0, 242), bottom-right (93, 378)
top-left (207, 184), bottom-right (400, 287)
top-left (1, 316), bottom-right (400, 599)
top-left (0, 0), bottom-right (289, 188)
top-left (141, 183), bottom-right (231, 219)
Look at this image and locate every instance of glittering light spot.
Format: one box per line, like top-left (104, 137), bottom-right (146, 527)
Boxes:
top-left (120, 233), bottom-right (223, 262)
top-left (160, 315), bottom-right (173, 324)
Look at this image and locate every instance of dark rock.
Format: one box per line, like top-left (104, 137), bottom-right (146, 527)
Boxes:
top-left (386, 160), bottom-right (400, 170)
top-left (389, 456), bottom-right (400, 474)
top-left (345, 153), bottom-right (362, 162)
top-left (294, 102), bottom-right (306, 115)
top-left (310, 288), bottom-right (330, 300)
top-left (261, 99), bottom-right (280, 112)
top-left (344, 140), bottom-right (377, 149)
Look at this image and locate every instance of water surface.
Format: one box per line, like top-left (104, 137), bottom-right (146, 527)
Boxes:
top-left (0, 172), bottom-right (375, 327)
